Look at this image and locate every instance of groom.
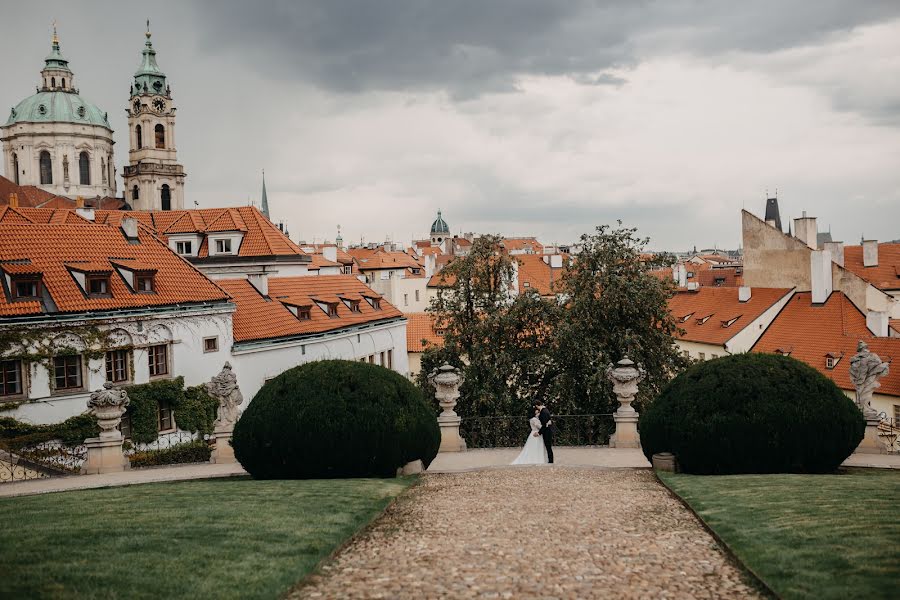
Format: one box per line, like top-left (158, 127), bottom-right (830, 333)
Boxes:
top-left (536, 402), bottom-right (554, 464)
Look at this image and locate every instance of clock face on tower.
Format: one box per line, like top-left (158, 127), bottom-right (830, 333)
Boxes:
top-left (152, 97), bottom-right (166, 112)
top-left (133, 99), bottom-right (141, 113)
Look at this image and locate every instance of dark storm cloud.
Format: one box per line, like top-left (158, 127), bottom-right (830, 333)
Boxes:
top-left (199, 0), bottom-right (900, 95)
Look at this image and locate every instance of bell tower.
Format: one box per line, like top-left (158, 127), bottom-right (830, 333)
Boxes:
top-left (122, 21), bottom-right (185, 211)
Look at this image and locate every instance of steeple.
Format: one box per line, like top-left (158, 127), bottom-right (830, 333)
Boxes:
top-left (131, 20), bottom-right (168, 98)
top-left (764, 194), bottom-right (782, 232)
top-left (40, 24), bottom-right (75, 92)
top-left (336, 225), bottom-right (343, 250)
top-left (260, 170), bottom-right (270, 219)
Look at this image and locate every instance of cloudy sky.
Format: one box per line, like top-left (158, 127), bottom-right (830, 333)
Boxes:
top-left (3, 1), bottom-right (899, 250)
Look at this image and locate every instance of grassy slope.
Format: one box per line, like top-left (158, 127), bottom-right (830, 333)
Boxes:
top-left (659, 469), bottom-right (900, 600)
top-left (0, 477), bottom-right (413, 600)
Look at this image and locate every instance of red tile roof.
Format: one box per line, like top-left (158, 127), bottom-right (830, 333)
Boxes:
top-left (218, 275), bottom-right (403, 343)
top-left (348, 248), bottom-right (424, 273)
top-left (501, 237), bottom-right (544, 254)
top-left (752, 291), bottom-right (900, 397)
top-left (696, 267), bottom-right (744, 288)
top-left (516, 254), bottom-right (566, 296)
top-left (406, 312), bottom-right (445, 350)
top-left (0, 175), bottom-right (126, 210)
top-left (668, 287), bottom-right (793, 346)
top-left (842, 243), bottom-right (900, 291)
top-left (0, 222), bottom-right (229, 317)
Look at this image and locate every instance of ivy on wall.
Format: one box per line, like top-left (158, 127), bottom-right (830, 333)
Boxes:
top-left (124, 377), bottom-right (217, 443)
top-left (0, 414), bottom-right (98, 449)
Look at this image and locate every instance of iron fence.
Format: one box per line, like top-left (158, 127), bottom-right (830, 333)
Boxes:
top-left (459, 414), bottom-right (615, 449)
top-left (124, 431), bottom-right (212, 467)
top-left (0, 439), bottom-right (86, 484)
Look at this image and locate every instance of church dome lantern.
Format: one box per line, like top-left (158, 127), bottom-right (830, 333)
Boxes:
top-left (430, 210), bottom-right (450, 243)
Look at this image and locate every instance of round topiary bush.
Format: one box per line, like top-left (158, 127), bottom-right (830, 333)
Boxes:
top-left (232, 360), bottom-right (440, 479)
top-left (640, 353), bottom-right (865, 474)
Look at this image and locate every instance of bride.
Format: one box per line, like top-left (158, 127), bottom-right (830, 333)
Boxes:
top-left (511, 406), bottom-right (548, 465)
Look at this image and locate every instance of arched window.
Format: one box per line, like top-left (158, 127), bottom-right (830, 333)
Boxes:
top-left (135, 125), bottom-right (142, 149)
top-left (51, 77), bottom-right (56, 88)
top-left (161, 184), bottom-right (171, 211)
top-left (79, 152), bottom-right (90, 185)
top-left (132, 185), bottom-right (139, 201)
top-left (154, 124), bottom-right (165, 149)
top-left (12, 154), bottom-right (19, 185)
top-left (61, 78), bottom-right (66, 89)
top-left (39, 151), bottom-right (53, 185)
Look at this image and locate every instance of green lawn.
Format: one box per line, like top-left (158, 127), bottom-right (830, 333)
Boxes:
top-left (0, 476), bottom-right (414, 599)
top-left (659, 469), bottom-right (900, 600)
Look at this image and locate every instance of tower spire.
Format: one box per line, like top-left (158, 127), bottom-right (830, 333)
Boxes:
top-left (260, 169), bottom-right (270, 219)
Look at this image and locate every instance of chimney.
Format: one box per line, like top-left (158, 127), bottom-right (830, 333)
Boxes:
top-left (823, 241), bottom-right (844, 267)
top-left (247, 272), bottom-right (269, 297)
top-left (867, 310), bottom-right (889, 337)
top-left (322, 246), bottom-right (338, 263)
top-left (738, 286), bottom-right (752, 302)
top-left (687, 282), bottom-right (699, 292)
top-left (810, 249), bottom-right (833, 304)
top-left (121, 216), bottom-right (139, 242)
top-left (793, 211), bottom-right (818, 250)
top-left (424, 254), bottom-right (436, 278)
top-left (8, 193), bottom-right (18, 208)
top-left (75, 196), bottom-right (84, 208)
top-left (676, 263), bottom-right (688, 288)
top-left (862, 240), bottom-right (878, 267)
top-left (550, 254), bottom-right (563, 268)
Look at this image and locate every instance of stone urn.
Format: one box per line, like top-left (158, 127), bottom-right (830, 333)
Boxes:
top-left (82, 383), bottom-right (131, 474)
top-left (606, 357), bottom-right (645, 449)
top-left (429, 364), bottom-right (466, 452)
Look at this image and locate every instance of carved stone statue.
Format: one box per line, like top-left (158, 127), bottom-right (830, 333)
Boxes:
top-left (849, 340), bottom-right (889, 419)
top-left (205, 362), bottom-right (243, 430)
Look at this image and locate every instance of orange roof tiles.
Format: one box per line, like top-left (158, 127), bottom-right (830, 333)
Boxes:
top-left (501, 237), bottom-right (544, 253)
top-left (752, 291), bottom-right (900, 397)
top-left (348, 248), bottom-right (424, 273)
top-left (218, 275), bottom-right (404, 343)
top-left (668, 287), bottom-right (793, 346)
top-left (696, 267), bottom-right (743, 288)
top-left (406, 312), bottom-right (445, 350)
top-left (843, 243), bottom-right (900, 291)
top-left (516, 254), bottom-right (566, 296)
top-left (0, 176), bottom-right (126, 210)
top-left (0, 222), bottom-right (230, 317)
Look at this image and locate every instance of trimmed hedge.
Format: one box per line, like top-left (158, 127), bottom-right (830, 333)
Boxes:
top-left (232, 360), bottom-right (440, 479)
top-left (640, 353), bottom-right (865, 474)
top-left (0, 414), bottom-right (98, 448)
top-left (128, 440), bottom-right (211, 468)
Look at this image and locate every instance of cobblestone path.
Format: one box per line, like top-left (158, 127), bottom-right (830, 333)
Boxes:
top-left (294, 468), bottom-right (763, 599)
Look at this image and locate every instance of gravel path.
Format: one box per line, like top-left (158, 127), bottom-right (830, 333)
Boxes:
top-left (294, 468), bottom-right (763, 599)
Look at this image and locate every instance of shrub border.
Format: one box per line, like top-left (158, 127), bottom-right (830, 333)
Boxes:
top-left (653, 470), bottom-right (780, 600)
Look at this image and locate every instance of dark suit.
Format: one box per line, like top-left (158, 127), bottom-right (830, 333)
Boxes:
top-left (538, 406), bottom-right (554, 463)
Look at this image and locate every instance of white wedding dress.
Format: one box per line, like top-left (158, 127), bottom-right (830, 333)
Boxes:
top-left (511, 416), bottom-right (548, 465)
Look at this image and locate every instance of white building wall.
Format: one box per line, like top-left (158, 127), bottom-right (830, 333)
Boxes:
top-left (4, 308), bottom-right (233, 425)
top-left (724, 290), bottom-right (795, 354)
top-left (230, 320), bottom-right (409, 406)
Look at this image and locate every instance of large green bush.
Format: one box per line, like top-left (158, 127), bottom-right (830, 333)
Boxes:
top-left (232, 360), bottom-right (440, 479)
top-left (640, 354), bottom-right (865, 474)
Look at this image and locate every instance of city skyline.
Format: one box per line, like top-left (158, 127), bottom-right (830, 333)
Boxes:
top-left (3, 1), bottom-right (899, 249)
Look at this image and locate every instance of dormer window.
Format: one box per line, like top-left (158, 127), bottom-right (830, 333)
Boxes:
top-left (215, 239), bottom-right (232, 254)
top-left (326, 303), bottom-right (338, 317)
top-left (12, 277), bottom-right (40, 300)
top-left (363, 295), bottom-right (381, 310)
top-left (135, 273), bottom-right (155, 293)
top-left (176, 241), bottom-right (193, 255)
top-left (775, 348), bottom-right (792, 357)
top-left (721, 316), bottom-right (741, 328)
top-left (436, 329), bottom-right (446, 336)
top-left (342, 298), bottom-right (362, 313)
top-left (679, 313), bottom-right (694, 323)
top-left (825, 353), bottom-right (842, 370)
top-left (87, 275), bottom-right (110, 297)
top-left (696, 314), bottom-right (712, 325)
top-left (298, 306), bottom-right (311, 320)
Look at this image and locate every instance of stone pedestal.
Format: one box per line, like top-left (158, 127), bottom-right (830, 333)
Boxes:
top-left (209, 427), bottom-right (236, 464)
top-left (429, 364), bottom-right (466, 453)
top-left (606, 357), bottom-right (646, 449)
top-left (399, 460), bottom-right (424, 476)
top-left (610, 412), bottom-right (641, 449)
top-left (855, 417), bottom-right (889, 455)
top-left (82, 437), bottom-right (130, 475)
top-left (652, 452), bottom-right (677, 472)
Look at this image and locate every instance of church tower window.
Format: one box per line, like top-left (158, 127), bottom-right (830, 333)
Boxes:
top-left (61, 78), bottom-right (66, 89)
top-left (161, 184), bottom-right (171, 210)
top-left (39, 151), bottom-right (53, 185)
top-left (51, 77), bottom-right (56, 89)
top-left (132, 185), bottom-right (139, 201)
top-left (135, 125), bottom-right (142, 149)
top-left (154, 124), bottom-right (165, 149)
top-left (79, 152), bottom-right (91, 185)
top-left (12, 154), bottom-right (19, 185)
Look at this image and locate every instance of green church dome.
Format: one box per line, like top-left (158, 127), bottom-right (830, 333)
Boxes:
top-left (431, 210), bottom-right (450, 234)
top-left (6, 91), bottom-right (110, 129)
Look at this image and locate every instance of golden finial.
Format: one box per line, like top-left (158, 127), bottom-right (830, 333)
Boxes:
top-left (145, 18), bottom-right (151, 39)
top-left (51, 19), bottom-right (59, 45)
